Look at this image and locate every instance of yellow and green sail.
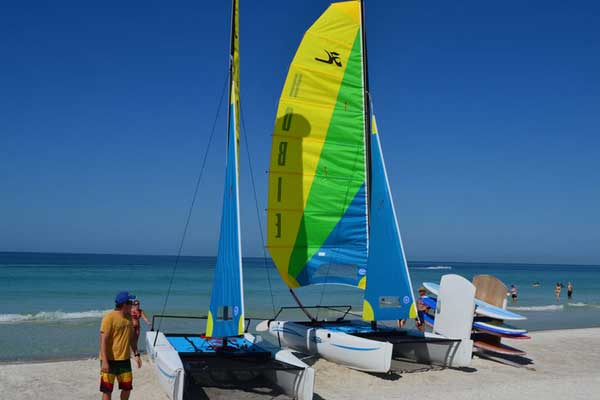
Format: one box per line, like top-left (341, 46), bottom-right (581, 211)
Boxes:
top-left (267, 1), bottom-right (368, 288)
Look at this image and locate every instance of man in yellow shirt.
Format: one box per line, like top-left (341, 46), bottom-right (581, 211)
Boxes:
top-left (99, 291), bottom-right (142, 400)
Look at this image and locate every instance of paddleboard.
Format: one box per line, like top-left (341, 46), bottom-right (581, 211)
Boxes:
top-left (472, 275), bottom-right (508, 308)
top-left (418, 297), bottom-right (530, 339)
top-left (474, 331), bottom-right (531, 340)
top-left (423, 282), bottom-right (526, 321)
top-left (473, 319), bottom-right (528, 336)
top-left (473, 340), bottom-right (526, 356)
top-left (421, 296), bottom-right (437, 309)
top-left (422, 312), bottom-right (435, 328)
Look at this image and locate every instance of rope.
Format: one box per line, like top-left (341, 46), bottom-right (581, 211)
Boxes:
top-left (239, 102), bottom-right (277, 316)
top-left (154, 71), bottom-right (229, 341)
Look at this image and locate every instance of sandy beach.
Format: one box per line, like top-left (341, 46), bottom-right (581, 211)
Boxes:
top-left (1, 327), bottom-right (598, 400)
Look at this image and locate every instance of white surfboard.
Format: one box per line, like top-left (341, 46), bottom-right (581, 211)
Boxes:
top-left (423, 281), bottom-right (526, 321)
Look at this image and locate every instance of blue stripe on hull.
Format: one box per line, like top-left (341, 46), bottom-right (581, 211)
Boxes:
top-left (331, 343), bottom-right (380, 351)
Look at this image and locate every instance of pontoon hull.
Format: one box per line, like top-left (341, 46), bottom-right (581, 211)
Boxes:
top-left (146, 331), bottom-right (314, 400)
top-left (268, 320), bottom-right (393, 372)
top-left (268, 320), bottom-right (470, 372)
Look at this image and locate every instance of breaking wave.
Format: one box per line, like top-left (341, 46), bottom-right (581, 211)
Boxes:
top-left (508, 305), bottom-right (564, 311)
top-left (412, 266), bottom-right (452, 270)
top-left (566, 302), bottom-right (600, 308)
top-left (0, 309), bottom-right (111, 324)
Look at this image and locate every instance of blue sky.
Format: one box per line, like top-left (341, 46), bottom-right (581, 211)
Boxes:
top-left (1, 1), bottom-right (598, 264)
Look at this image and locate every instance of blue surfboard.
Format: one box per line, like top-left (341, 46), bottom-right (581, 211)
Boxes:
top-left (423, 282), bottom-right (526, 321)
top-left (473, 319), bottom-right (528, 335)
top-left (421, 296), bottom-right (437, 310)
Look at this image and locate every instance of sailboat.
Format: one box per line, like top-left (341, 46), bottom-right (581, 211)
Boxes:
top-left (258, 0), bottom-right (476, 372)
top-left (145, 1), bottom-right (314, 398)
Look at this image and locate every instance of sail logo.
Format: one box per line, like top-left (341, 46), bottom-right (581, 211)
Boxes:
top-left (315, 50), bottom-right (342, 67)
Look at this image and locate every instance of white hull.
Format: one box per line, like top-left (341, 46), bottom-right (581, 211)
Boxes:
top-left (146, 331), bottom-right (185, 400)
top-left (392, 328), bottom-right (473, 367)
top-left (269, 320), bottom-right (392, 372)
top-left (267, 320), bottom-right (471, 372)
top-left (146, 331), bottom-right (314, 400)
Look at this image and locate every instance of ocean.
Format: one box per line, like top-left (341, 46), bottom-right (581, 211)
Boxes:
top-left (1, 252), bottom-right (599, 362)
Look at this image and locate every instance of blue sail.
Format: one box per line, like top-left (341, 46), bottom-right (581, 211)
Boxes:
top-left (362, 114), bottom-right (417, 321)
top-left (206, 101), bottom-right (244, 338)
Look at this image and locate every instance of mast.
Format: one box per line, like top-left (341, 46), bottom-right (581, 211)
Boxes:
top-left (360, 0), bottom-right (372, 235)
top-left (206, 0), bottom-right (244, 338)
top-left (226, 0), bottom-right (236, 147)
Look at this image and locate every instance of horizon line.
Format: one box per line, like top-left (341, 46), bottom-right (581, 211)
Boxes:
top-left (0, 250), bottom-right (598, 268)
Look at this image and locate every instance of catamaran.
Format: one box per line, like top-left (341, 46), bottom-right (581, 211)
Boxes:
top-left (145, 1), bottom-right (314, 398)
top-left (257, 0), bottom-right (476, 372)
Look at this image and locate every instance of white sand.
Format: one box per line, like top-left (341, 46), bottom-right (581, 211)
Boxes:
top-left (0, 328), bottom-right (598, 399)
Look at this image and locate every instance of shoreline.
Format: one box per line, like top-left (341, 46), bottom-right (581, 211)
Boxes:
top-left (1, 326), bottom-right (600, 365)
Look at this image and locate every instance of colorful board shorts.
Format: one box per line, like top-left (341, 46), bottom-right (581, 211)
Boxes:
top-left (100, 359), bottom-right (132, 393)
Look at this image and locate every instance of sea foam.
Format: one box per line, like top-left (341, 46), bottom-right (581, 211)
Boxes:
top-left (0, 309), bottom-right (111, 324)
top-left (412, 266), bottom-right (452, 270)
top-left (508, 305), bottom-right (564, 311)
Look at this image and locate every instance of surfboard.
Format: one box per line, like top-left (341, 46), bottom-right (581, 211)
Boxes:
top-left (472, 275), bottom-right (508, 308)
top-left (419, 297), bottom-right (530, 339)
top-left (475, 331), bottom-right (531, 340)
top-left (473, 340), bottom-right (526, 356)
top-left (421, 296), bottom-right (437, 309)
top-left (423, 282), bottom-right (527, 321)
top-left (422, 312), bottom-right (435, 328)
top-left (473, 319), bottom-right (528, 336)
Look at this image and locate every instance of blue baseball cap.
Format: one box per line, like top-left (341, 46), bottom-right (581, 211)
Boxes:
top-left (115, 291), bottom-right (136, 306)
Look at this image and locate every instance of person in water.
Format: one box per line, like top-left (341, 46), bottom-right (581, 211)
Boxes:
top-left (567, 282), bottom-right (574, 299)
top-left (555, 283), bottom-right (562, 301)
top-left (99, 291), bottom-right (142, 400)
top-left (510, 284), bottom-right (518, 303)
top-left (415, 287), bottom-right (430, 332)
top-left (131, 299), bottom-right (150, 344)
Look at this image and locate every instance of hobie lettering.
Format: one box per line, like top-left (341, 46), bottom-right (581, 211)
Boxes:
top-left (275, 213), bottom-right (282, 238)
top-left (277, 177), bottom-right (283, 202)
top-left (282, 107), bottom-right (293, 131)
top-left (278, 142), bottom-right (288, 166)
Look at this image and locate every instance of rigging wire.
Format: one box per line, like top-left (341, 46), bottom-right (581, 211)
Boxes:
top-left (239, 102), bottom-right (277, 316)
top-left (155, 71), bottom-right (229, 338)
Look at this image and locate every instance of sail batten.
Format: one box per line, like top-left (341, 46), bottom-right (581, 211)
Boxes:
top-left (267, 1), bottom-right (368, 288)
top-left (207, 0), bottom-right (244, 337)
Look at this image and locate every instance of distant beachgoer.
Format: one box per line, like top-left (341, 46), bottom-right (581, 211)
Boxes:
top-left (415, 287), bottom-right (430, 332)
top-left (100, 291), bottom-right (142, 400)
top-left (554, 283), bottom-right (561, 301)
top-left (567, 282), bottom-right (573, 299)
top-left (510, 285), bottom-right (518, 303)
top-left (397, 319), bottom-right (406, 329)
top-left (131, 299), bottom-right (150, 343)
